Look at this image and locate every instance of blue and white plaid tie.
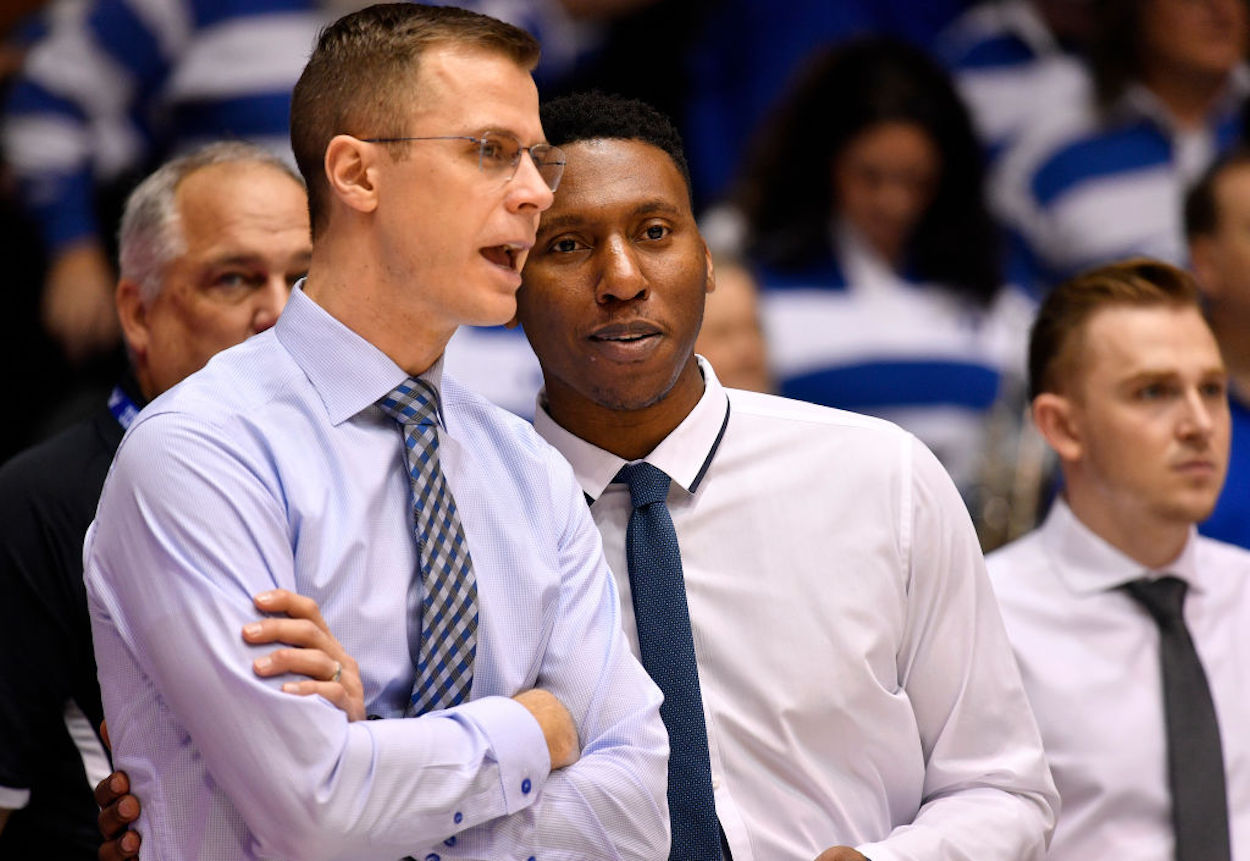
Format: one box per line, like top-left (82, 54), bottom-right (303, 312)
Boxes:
top-left (378, 377), bottom-right (478, 714)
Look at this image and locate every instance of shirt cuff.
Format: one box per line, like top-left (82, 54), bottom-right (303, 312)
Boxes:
top-left (453, 695), bottom-right (552, 815)
top-left (0, 785), bottom-right (31, 810)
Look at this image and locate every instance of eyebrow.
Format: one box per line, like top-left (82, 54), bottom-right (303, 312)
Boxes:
top-left (537, 198), bottom-right (685, 236)
top-left (1119, 366), bottom-right (1228, 386)
top-left (205, 251), bottom-right (312, 268)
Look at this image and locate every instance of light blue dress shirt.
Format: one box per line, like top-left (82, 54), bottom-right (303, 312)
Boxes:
top-left (84, 286), bottom-right (668, 861)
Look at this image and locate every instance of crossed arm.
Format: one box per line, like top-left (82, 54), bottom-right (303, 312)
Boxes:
top-left (95, 587), bottom-right (580, 860)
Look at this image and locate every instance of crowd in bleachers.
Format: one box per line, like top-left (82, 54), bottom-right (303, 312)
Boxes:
top-left (4, 2), bottom-right (1250, 858)
top-left (4, 0), bottom-right (1246, 551)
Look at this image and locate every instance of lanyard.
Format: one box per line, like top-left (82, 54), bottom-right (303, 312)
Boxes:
top-left (107, 385), bottom-right (141, 431)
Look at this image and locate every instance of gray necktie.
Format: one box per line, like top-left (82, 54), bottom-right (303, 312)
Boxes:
top-left (378, 377), bottom-right (478, 714)
top-left (1124, 575), bottom-right (1230, 861)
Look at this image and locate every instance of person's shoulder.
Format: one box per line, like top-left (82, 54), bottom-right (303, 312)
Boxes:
top-left (136, 333), bottom-right (298, 429)
top-left (441, 373), bottom-right (568, 467)
top-left (985, 527), bottom-right (1048, 588)
top-left (1194, 532), bottom-right (1250, 574)
top-left (728, 386), bottom-right (907, 436)
top-left (724, 388), bottom-right (921, 481)
top-left (0, 410), bottom-right (116, 517)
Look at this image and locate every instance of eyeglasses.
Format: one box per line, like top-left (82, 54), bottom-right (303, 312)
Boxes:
top-left (361, 130), bottom-right (566, 191)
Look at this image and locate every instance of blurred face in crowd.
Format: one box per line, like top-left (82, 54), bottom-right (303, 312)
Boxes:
top-left (1049, 304), bottom-right (1230, 534)
top-left (832, 120), bottom-right (939, 267)
top-left (1190, 162), bottom-right (1250, 332)
top-left (517, 137), bottom-right (712, 431)
top-left (694, 260), bottom-right (773, 393)
top-left (1139, 0), bottom-right (1248, 84)
top-left (365, 47), bottom-right (554, 338)
top-left (120, 161), bottom-right (310, 398)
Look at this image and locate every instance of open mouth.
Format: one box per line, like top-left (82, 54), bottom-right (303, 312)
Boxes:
top-left (481, 243), bottom-right (525, 271)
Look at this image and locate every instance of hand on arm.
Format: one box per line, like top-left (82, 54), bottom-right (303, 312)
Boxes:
top-left (512, 688), bottom-right (580, 770)
top-left (245, 589), bottom-right (365, 722)
top-left (94, 769), bottom-right (140, 861)
top-left (814, 847), bottom-right (869, 861)
top-left (93, 588), bottom-right (369, 857)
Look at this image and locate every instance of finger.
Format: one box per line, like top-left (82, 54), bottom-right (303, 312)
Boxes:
top-left (98, 829), bottom-right (142, 861)
top-left (281, 680), bottom-right (366, 722)
top-left (94, 771), bottom-right (129, 807)
top-left (242, 617), bottom-right (330, 651)
top-left (97, 793), bottom-right (140, 838)
top-left (253, 646), bottom-right (340, 681)
top-left (254, 589), bottom-right (328, 630)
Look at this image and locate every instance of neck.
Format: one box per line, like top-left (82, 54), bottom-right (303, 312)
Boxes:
top-left (1141, 66), bottom-right (1229, 130)
top-left (303, 231), bottom-right (452, 377)
top-left (546, 359), bottom-right (705, 461)
top-left (1064, 486), bottom-right (1190, 570)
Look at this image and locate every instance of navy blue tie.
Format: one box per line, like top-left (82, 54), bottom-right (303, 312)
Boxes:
top-left (617, 462), bottom-right (722, 861)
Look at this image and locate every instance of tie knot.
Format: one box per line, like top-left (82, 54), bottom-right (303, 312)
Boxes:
top-left (1125, 575), bottom-right (1188, 628)
top-left (378, 377), bottom-right (441, 428)
top-left (616, 462), bottom-right (671, 508)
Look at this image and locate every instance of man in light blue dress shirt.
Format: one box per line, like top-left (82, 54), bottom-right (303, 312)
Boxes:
top-left (82, 5), bottom-right (668, 860)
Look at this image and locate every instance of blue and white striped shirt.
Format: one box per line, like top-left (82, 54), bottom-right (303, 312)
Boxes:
top-left (3, 0), bottom-right (325, 250)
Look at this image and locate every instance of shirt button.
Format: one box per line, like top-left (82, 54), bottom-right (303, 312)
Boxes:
top-left (711, 776), bottom-right (721, 790)
top-left (444, 836), bottom-right (457, 847)
top-left (521, 778), bottom-right (532, 794)
top-left (453, 811), bottom-right (463, 824)
top-left (425, 855), bottom-right (440, 861)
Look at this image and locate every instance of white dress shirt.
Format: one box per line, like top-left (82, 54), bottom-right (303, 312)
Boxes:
top-left (533, 359), bottom-right (1058, 861)
top-left (987, 499), bottom-right (1250, 860)
top-left (85, 286), bottom-right (668, 861)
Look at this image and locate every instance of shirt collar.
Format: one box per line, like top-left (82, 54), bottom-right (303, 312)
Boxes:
top-left (532, 356), bottom-right (731, 502)
top-left (275, 282), bottom-right (445, 426)
top-left (1040, 496), bottom-right (1202, 596)
top-left (1116, 65), bottom-right (1250, 132)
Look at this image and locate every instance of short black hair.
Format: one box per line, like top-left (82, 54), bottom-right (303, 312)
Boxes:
top-left (1184, 147), bottom-right (1250, 240)
top-left (540, 92), bottom-right (692, 202)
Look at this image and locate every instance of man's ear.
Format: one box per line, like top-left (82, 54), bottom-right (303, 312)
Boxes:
top-left (1032, 392), bottom-right (1083, 463)
top-left (704, 245), bottom-right (716, 295)
top-left (115, 278), bottom-right (149, 361)
top-left (324, 135), bottom-right (380, 216)
top-left (1188, 235), bottom-right (1222, 303)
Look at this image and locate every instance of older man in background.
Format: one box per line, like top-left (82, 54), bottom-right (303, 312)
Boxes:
top-left (0, 140), bottom-right (310, 858)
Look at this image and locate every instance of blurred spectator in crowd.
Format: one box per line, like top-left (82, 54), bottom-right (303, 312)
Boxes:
top-left (0, 1), bottom-right (70, 463)
top-left (1186, 148), bottom-right (1250, 550)
top-left (993, 0), bottom-right (1248, 290)
top-left (1, 0), bottom-right (331, 364)
top-left (694, 255), bottom-right (772, 393)
top-left (988, 259), bottom-right (1250, 861)
top-left (730, 37), bottom-right (1034, 507)
top-left (0, 141), bottom-right (308, 858)
top-left (937, 0), bottom-right (1096, 161)
top-left (681, 0), bottom-right (967, 207)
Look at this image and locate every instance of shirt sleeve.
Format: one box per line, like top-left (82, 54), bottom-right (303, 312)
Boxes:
top-left (440, 444), bottom-right (671, 860)
top-left (86, 412), bottom-right (557, 861)
top-left (856, 437), bottom-right (1059, 861)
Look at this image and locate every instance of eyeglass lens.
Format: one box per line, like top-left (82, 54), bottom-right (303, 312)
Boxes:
top-left (479, 131), bottom-right (564, 191)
